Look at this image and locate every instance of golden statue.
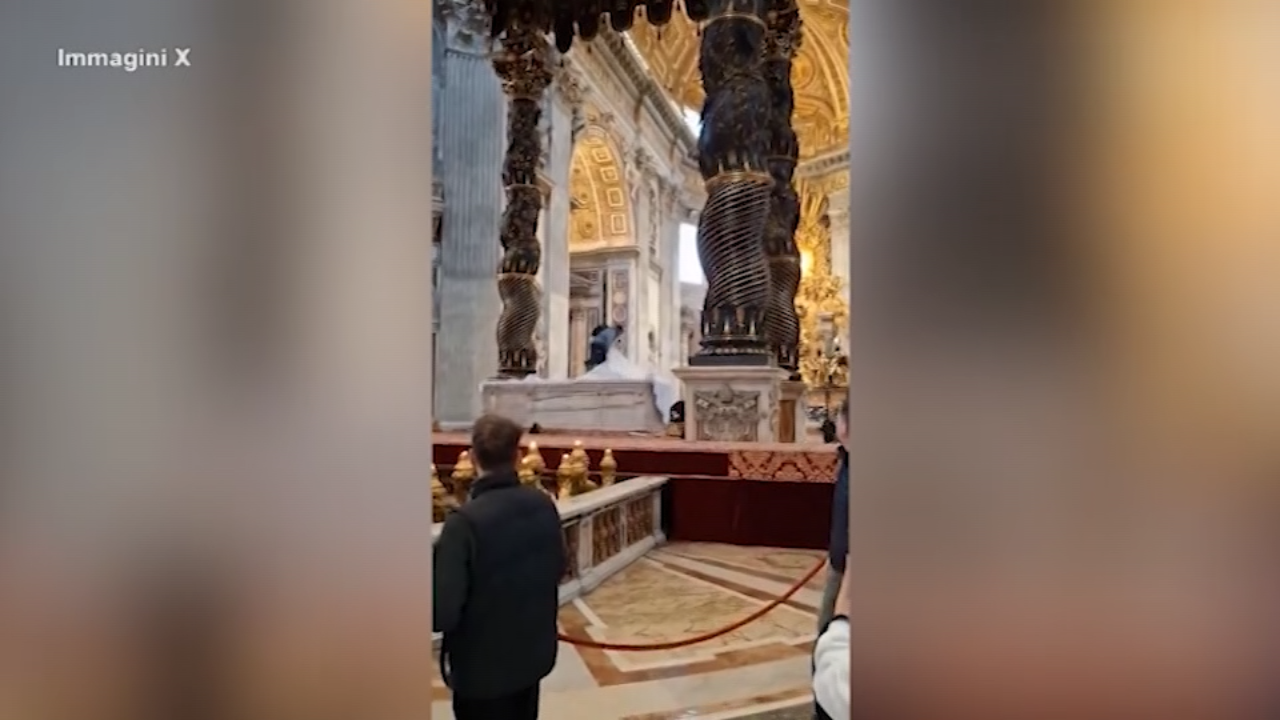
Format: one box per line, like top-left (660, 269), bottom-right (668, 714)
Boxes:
top-left (599, 449), bottom-right (617, 486)
top-left (451, 450), bottom-right (476, 503)
top-left (431, 463), bottom-right (456, 522)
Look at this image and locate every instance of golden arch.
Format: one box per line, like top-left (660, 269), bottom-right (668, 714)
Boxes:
top-left (569, 126), bottom-right (632, 249)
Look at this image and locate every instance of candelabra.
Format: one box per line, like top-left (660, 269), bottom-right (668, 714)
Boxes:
top-left (450, 451), bottom-right (476, 503)
top-left (811, 313), bottom-right (848, 440)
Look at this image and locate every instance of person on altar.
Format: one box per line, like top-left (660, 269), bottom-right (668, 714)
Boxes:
top-left (586, 323), bottom-right (624, 371)
top-left (433, 414), bottom-right (566, 720)
top-left (577, 326), bottom-right (680, 423)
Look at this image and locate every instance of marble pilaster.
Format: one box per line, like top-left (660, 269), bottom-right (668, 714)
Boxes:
top-left (827, 190), bottom-right (850, 291)
top-left (629, 154), bottom-right (656, 369)
top-left (434, 20), bottom-right (505, 425)
top-left (825, 190), bottom-right (851, 349)
top-left (541, 75), bottom-right (576, 380)
top-left (660, 188), bottom-right (687, 371)
top-left (778, 380), bottom-right (808, 443)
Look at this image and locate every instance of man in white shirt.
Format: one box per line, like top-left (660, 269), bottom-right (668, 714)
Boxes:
top-left (813, 556), bottom-right (850, 718)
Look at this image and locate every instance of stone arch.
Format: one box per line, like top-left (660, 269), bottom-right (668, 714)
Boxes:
top-left (569, 124), bottom-right (633, 249)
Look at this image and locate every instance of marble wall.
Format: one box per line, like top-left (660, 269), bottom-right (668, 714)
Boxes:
top-left (541, 82), bottom-right (575, 380)
top-left (826, 190), bottom-right (850, 292)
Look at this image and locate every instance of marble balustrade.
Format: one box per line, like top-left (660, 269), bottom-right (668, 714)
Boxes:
top-left (432, 476), bottom-right (667, 647)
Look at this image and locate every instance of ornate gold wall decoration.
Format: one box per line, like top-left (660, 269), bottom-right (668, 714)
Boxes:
top-left (793, 175), bottom-right (848, 389)
top-left (569, 126), bottom-right (632, 249)
top-left (628, 0), bottom-right (849, 158)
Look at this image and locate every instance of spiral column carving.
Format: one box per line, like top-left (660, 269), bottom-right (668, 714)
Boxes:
top-left (691, 0), bottom-right (775, 364)
top-left (492, 24), bottom-right (552, 377)
top-left (762, 0), bottom-right (803, 377)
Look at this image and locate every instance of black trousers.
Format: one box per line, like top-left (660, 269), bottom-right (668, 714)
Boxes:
top-left (452, 684), bottom-right (540, 720)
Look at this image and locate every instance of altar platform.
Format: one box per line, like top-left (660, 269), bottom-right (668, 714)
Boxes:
top-left (432, 431), bottom-right (839, 550)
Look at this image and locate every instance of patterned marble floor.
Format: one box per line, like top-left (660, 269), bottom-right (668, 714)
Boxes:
top-left (432, 542), bottom-right (829, 719)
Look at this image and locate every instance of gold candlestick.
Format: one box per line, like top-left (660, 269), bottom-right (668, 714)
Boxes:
top-left (599, 449), bottom-right (617, 486)
top-left (431, 463), bottom-right (456, 522)
top-left (523, 441), bottom-right (546, 476)
top-left (569, 440), bottom-right (588, 468)
top-left (569, 440), bottom-right (596, 492)
top-left (556, 453), bottom-right (573, 500)
top-left (518, 454), bottom-right (537, 486)
top-left (571, 457), bottom-right (592, 495)
top-left (451, 450), bottom-right (476, 503)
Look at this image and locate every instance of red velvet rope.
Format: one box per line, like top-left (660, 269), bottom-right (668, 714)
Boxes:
top-left (555, 557), bottom-right (827, 651)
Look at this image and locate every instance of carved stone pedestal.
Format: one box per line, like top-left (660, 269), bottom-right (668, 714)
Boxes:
top-left (672, 366), bottom-right (790, 443)
top-left (777, 380), bottom-right (808, 443)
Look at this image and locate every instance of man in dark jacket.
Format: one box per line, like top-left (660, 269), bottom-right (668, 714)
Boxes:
top-left (815, 400), bottom-right (848, 720)
top-left (434, 414), bottom-right (566, 720)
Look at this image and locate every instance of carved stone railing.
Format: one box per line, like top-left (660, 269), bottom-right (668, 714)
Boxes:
top-left (432, 476), bottom-right (667, 647)
top-left (551, 475), bottom-right (666, 602)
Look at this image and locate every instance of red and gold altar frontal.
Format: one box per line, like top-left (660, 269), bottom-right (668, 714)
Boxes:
top-left (431, 431), bottom-right (839, 485)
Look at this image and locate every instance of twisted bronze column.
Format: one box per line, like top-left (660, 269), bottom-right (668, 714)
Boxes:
top-left (762, 0), bottom-right (803, 377)
top-left (690, 0), bottom-right (775, 364)
top-left (492, 25), bottom-right (552, 377)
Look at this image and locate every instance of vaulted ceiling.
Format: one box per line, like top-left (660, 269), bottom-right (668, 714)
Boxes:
top-left (626, 0), bottom-right (849, 158)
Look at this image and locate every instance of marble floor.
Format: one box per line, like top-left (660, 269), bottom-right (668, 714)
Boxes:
top-left (432, 542), bottom-right (829, 719)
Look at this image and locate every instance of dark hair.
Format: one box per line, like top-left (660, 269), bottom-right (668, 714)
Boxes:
top-left (590, 325), bottom-right (608, 337)
top-left (471, 414), bottom-right (523, 471)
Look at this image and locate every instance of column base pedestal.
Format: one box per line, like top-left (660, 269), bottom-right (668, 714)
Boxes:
top-left (672, 365), bottom-right (789, 442)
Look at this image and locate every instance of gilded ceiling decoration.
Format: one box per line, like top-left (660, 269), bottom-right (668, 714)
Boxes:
top-left (627, 0), bottom-right (849, 158)
top-left (569, 128), bottom-right (631, 248)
